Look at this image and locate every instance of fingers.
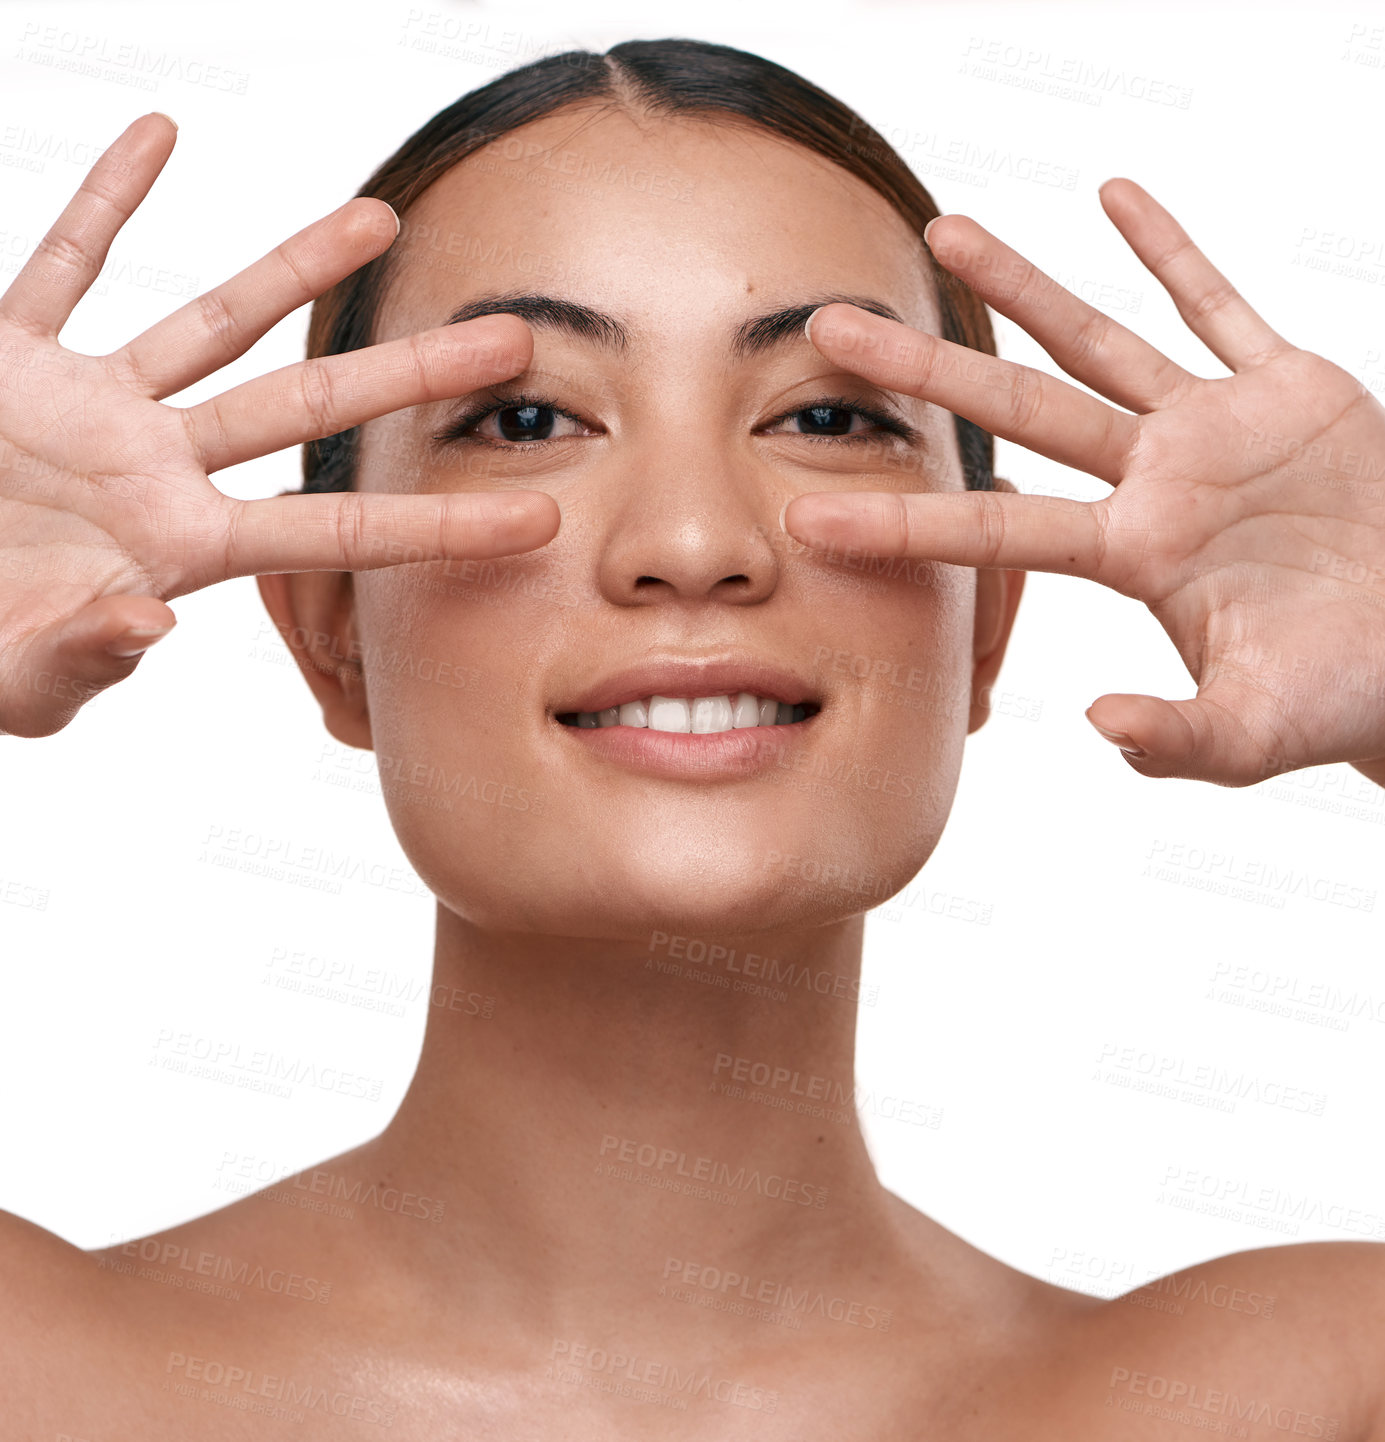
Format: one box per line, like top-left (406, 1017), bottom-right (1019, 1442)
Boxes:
top-left (215, 489), bottom-right (561, 581)
top-left (106, 198), bottom-right (402, 401)
top-left (1084, 685), bottom-right (1292, 785)
top-left (1098, 179), bottom-right (1291, 372)
top-left (783, 488), bottom-right (1109, 578)
top-left (181, 313), bottom-right (532, 474)
top-left (805, 304), bottom-right (1136, 484)
top-left (924, 213), bottom-right (1197, 413)
top-left (0, 113), bottom-right (177, 338)
top-left (0, 594), bottom-right (176, 739)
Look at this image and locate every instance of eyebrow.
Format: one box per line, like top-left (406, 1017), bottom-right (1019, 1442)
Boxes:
top-left (441, 291), bottom-right (906, 360)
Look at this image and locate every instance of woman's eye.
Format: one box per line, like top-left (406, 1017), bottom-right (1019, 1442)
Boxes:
top-left (473, 404), bottom-right (584, 443)
top-left (791, 405), bottom-right (869, 436)
top-left (761, 402), bottom-right (911, 441)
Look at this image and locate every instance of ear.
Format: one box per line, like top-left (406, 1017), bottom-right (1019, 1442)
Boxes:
top-left (255, 567), bottom-right (373, 751)
top-left (968, 475), bottom-right (1027, 735)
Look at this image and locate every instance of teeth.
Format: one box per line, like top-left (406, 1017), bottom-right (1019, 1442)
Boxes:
top-left (690, 695), bottom-right (733, 733)
top-left (565, 692), bottom-right (814, 732)
top-left (648, 696), bottom-right (690, 733)
top-left (732, 692), bottom-right (760, 728)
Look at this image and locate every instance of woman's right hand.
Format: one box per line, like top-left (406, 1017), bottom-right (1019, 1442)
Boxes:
top-left (0, 112), bottom-right (557, 738)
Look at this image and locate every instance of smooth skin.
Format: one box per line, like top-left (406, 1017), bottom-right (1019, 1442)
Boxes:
top-left (2, 107), bottom-right (1385, 1441)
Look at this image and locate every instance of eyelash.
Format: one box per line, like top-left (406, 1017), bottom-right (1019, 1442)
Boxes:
top-left (431, 391), bottom-right (920, 449)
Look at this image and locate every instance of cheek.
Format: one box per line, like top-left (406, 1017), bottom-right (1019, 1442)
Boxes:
top-left (846, 562), bottom-right (975, 807)
top-left (351, 568), bottom-right (529, 795)
top-left (349, 573), bottom-right (559, 926)
top-left (821, 555), bottom-right (975, 728)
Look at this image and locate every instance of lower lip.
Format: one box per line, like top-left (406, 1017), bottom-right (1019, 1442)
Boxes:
top-left (554, 716), bottom-right (820, 779)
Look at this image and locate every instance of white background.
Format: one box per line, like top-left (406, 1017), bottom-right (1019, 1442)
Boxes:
top-left (1, 0), bottom-right (1383, 1300)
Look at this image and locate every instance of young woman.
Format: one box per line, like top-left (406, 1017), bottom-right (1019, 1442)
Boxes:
top-left (3, 38), bottom-right (1384, 1440)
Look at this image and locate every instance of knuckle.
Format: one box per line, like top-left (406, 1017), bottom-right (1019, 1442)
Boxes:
top-left (1004, 367), bottom-right (1044, 430)
top-left (334, 494), bottom-right (367, 560)
top-left (35, 229), bottom-right (93, 279)
top-left (1068, 307), bottom-right (1114, 371)
top-left (1188, 280), bottom-right (1240, 324)
top-left (194, 288), bottom-right (241, 359)
top-left (274, 236), bottom-right (318, 305)
top-left (296, 361), bottom-right (340, 435)
top-left (977, 496), bottom-right (1007, 567)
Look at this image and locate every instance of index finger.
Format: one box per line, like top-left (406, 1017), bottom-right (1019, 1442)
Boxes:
top-left (805, 303), bottom-right (1137, 485)
top-left (783, 487), bottom-right (1109, 579)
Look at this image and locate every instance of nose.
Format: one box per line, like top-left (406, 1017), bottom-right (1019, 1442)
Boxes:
top-left (595, 449), bottom-right (781, 607)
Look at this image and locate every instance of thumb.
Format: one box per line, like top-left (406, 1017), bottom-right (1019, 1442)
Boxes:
top-left (1, 595), bottom-right (177, 738)
top-left (1084, 684), bottom-right (1284, 787)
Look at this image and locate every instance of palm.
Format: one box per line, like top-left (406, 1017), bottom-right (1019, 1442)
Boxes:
top-left (0, 113), bottom-right (556, 739)
top-left (790, 181), bottom-right (1385, 787)
top-left (0, 342), bottom-right (213, 610)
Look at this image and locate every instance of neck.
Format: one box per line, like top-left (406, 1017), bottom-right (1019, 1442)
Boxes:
top-left (367, 903), bottom-right (909, 1336)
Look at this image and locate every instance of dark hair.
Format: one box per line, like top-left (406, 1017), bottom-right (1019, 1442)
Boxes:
top-left (301, 38), bottom-right (995, 494)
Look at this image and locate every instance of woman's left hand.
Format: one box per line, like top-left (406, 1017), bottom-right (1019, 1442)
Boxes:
top-left (786, 181), bottom-right (1385, 788)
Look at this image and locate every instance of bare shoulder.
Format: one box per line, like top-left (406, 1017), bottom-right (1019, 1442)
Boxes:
top-left (0, 1146), bottom-right (402, 1438)
top-left (0, 1206), bottom-right (136, 1431)
top-left (0, 1204), bottom-right (105, 1311)
top-left (1074, 1240), bottom-right (1385, 1441)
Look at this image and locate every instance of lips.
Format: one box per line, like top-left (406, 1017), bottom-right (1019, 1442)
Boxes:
top-left (551, 657), bottom-right (822, 720)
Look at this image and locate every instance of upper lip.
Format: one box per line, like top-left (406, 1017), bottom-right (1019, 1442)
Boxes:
top-left (553, 654), bottom-right (823, 716)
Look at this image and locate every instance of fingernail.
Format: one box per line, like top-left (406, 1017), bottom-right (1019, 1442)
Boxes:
top-left (1089, 720), bottom-right (1143, 756)
top-left (385, 201), bottom-right (401, 238)
top-left (151, 111), bottom-right (178, 132)
top-left (803, 305), bottom-right (825, 344)
top-left (782, 494), bottom-right (860, 538)
top-left (107, 625), bottom-right (172, 658)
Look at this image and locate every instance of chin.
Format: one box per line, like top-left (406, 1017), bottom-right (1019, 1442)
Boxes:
top-left (393, 801), bottom-right (944, 943)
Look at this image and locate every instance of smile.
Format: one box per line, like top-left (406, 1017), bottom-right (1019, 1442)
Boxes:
top-left (557, 693), bottom-right (820, 731)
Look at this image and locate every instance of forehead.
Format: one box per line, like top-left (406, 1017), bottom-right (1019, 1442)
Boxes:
top-left (373, 105), bottom-right (941, 346)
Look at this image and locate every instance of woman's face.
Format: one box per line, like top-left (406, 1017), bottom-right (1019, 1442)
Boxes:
top-left (283, 106), bottom-right (1018, 941)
